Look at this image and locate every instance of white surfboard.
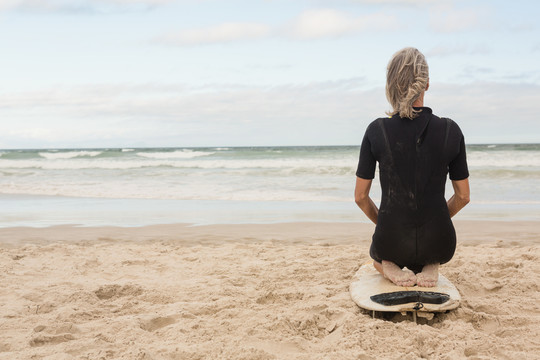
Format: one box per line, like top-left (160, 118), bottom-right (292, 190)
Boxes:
top-left (350, 262), bottom-right (460, 314)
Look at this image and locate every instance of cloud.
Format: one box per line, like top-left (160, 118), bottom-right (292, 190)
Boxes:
top-left (428, 5), bottom-right (485, 33)
top-left (0, 0), bottom-right (172, 13)
top-left (1, 79), bottom-right (540, 147)
top-left (458, 65), bottom-right (493, 77)
top-left (508, 23), bottom-right (535, 32)
top-left (0, 0), bottom-right (86, 12)
top-left (0, 78), bottom-right (373, 122)
top-left (429, 81), bottom-right (540, 143)
top-left (153, 8), bottom-right (398, 46)
top-left (0, 78), bottom-right (383, 147)
top-left (426, 44), bottom-right (490, 57)
top-left (346, 0), bottom-right (437, 4)
top-left (283, 8), bottom-right (397, 39)
top-left (104, 0), bottom-right (170, 3)
top-left (154, 22), bottom-right (272, 46)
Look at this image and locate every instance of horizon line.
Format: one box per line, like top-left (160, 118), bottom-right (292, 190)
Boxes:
top-left (1, 142), bottom-right (539, 151)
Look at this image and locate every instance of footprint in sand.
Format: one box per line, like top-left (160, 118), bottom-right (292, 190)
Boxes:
top-left (94, 284), bottom-right (143, 300)
top-left (256, 291), bottom-right (304, 305)
top-left (139, 315), bottom-right (177, 332)
top-left (30, 322), bottom-right (81, 346)
top-left (29, 334), bottom-right (75, 347)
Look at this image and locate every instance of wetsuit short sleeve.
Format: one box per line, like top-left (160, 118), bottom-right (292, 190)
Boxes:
top-left (356, 127), bottom-right (376, 179)
top-left (448, 135), bottom-right (469, 180)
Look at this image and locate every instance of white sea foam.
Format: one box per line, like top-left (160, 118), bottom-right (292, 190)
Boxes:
top-left (0, 180), bottom-right (348, 202)
top-left (2, 150), bottom-right (539, 179)
top-left (0, 158), bottom-right (356, 175)
top-left (39, 151), bottom-right (102, 159)
top-left (0, 146), bottom-right (539, 213)
top-left (0, 159), bottom-right (149, 170)
top-left (468, 151), bottom-right (540, 167)
top-left (472, 200), bottom-right (540, 205)
top-left (136, 150), bottom-right (214, 159)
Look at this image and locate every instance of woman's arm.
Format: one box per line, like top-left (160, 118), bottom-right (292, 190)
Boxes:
top-left (355, 177), bottom-right (379, 225)
top-left (447, 178), bottom-right (470, 218)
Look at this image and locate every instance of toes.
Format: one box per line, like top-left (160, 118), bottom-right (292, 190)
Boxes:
top-left (417, 279), bottom-right (437, 287)
top-left (396, 277), bottom-right (416, 287)
top-left (398, 274), bottom-right (417, 287)
top-left (390, 278), bottom-right (412, 287)
top-left (381, 263), bottom-right (418, 287)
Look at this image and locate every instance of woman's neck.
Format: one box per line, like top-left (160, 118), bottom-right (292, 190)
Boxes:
top-left (412, 91), bottom-right (424, 107)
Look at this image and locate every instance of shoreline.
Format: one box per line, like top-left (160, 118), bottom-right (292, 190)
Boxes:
top-left (2, 193), bottom-right (540, 229)
top-left (0, 220), bottom-right (538, 248)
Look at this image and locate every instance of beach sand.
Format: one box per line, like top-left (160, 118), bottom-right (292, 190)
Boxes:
top-left (0, 221), bottom-right (539, 360)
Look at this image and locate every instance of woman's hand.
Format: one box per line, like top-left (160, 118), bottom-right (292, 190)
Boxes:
top-left (355, 177), bottom-right (379, 225)
top-left (447, 178), bottom-right (470, 218)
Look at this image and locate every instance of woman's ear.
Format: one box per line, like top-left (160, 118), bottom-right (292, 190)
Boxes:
top-left (426, 79), bottom-right (430, 91)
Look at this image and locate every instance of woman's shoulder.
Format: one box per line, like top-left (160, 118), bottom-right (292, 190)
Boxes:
top-left (429, 112), bottom-right (466, 144)
top-left (363, 117), bottom-right (380, 132)
top-left (431, 113), bottom-right (464, 135)
top-left (363, 117), bottom-right (392, 140)
top-left (366, 115), bottom-right (394, 129)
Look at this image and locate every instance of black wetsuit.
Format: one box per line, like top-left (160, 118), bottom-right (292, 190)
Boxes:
top-left (356, 107), bottom-right (469, 273)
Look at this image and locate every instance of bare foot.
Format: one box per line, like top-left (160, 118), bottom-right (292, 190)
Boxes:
top-left (380, 260), bottom-right (417, 287)
top-left (416, 263), bottom-right (439, 287)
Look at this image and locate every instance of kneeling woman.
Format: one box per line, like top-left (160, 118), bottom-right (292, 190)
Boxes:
top-left (355, 47), bottom-right (470, 287)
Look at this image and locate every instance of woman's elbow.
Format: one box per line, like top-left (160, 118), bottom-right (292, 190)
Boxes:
top-left (459, 193), bottom-right (470, 205)
top-left (355, 193), bottom-right (368, 206)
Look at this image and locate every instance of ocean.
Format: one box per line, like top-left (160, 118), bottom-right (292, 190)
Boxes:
top-left (1, 144), bottom-right (539, 227)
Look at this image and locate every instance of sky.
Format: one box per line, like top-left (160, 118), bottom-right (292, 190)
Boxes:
top-left (0, 0), bottom-right (539, 148)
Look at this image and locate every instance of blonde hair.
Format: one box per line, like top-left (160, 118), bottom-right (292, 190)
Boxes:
top-left (385, 47), bottom-right (429, 119)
